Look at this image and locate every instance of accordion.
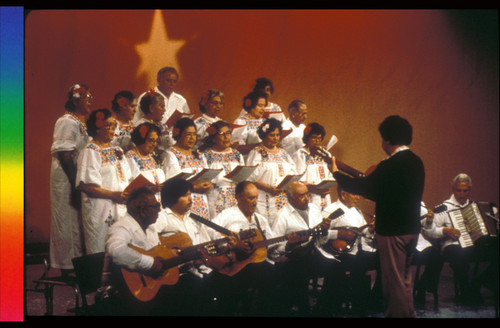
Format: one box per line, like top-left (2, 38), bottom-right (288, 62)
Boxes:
top-left (447, 201), bottom-right (497, 248)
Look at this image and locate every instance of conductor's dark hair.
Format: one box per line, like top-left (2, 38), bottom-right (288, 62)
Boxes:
top-left (378, 115), bottom-right (413, 146)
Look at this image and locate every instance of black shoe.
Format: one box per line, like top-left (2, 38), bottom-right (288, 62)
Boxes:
top-left (414, 290), bottom-right (426, 309)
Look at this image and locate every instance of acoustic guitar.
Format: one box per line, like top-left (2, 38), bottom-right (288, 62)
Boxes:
top-left (214, 208), bottom-right (346, 276)
top-left (122, 229), bottom-right (259, 302)
top-left (321, 223), bottom-right (373, 256)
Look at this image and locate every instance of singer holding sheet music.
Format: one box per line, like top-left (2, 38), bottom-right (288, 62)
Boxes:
top-left (292, 122), bottom-right (335, 211)
top-left (247, 118), bottom-right (298, 226)
top-left (201, 120), bottom-right (245, 218)
top-left (125, 123), bottom-right (166, 202)
top-left (163, 118), bottom-right (212, 220)
top-left (330, 115), bottom-right (425, 318)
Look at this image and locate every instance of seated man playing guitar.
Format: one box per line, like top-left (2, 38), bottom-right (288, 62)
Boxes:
top-left (313, 184), bottom-right (380, 317)
top-left (100, 185), bottom-right (177, 315)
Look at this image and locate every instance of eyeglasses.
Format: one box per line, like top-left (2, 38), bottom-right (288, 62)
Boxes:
top-left (208, 101), bottom-right (224, 107)
top-left (217, 131), bottom-right (232, 136)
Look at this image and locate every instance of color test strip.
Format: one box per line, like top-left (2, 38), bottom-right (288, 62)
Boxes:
top-left (0, 6), bottom-right (24, 322)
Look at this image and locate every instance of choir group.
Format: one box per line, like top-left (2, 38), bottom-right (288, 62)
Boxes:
top-left (48, 67), bottom-right (497, 318)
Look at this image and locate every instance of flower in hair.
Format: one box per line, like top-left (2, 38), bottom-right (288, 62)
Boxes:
top-left (146, 89), bottom-right (158, 97)
top-left (72, 84), bottom-right (86, 99)
top-left (199, 90), bottom-right (210, 107)
top-left (244, 98), bottom-right (252, 109)
top-left (172, 127), bottom-right (180, 138)
top-left (249, 80), bottom-right (256, 90)
top-left (304, 125), bottom-right (312, 136)
top-left (206, 124), bottom-right (217, 136)
top-left (95, 111), bottom-right (105, 128)
top-left (261, 122), bottom-right (270, 134)
top-left (139, 124), bottom-right (149, 139)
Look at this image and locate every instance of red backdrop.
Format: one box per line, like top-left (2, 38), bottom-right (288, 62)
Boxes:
top-left (25, 9), bottom-right (499, 243)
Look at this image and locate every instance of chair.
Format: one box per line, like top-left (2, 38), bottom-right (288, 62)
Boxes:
top-left (71, 252), bottom-right (105, 315)
top-left (25, 244), bottom-right (80, 316)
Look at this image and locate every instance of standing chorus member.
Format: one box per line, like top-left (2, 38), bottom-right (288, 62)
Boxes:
top-left (281, 99), bottom-right (308, 156)
top-left (49, 84), bottom-right (92, 276)
top-left (77, 108), bottom-right (132, 254)
top-left (193, 89), bottom-right (225, 149)
top-left (163, 117), bottom-right (212, 220)
top-left (133, 66), bottom-right (190, 125)
top-left (247, 118), bottom-right (298, 226)
top-left (232, 90), bottom-right (268, 155)
top-left (201, 120), bottom-right (245, 218)
top-left (292, 122), bottom-right (335, 211)
top-left (125, 123), bottom-right (165, 202)
top-left (330, 115), bottom-right (425, 318)
top-left (111, 90), bottom-right (137, 153)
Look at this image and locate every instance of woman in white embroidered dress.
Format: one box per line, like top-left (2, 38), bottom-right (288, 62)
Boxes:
top-left (163, 117), bottom-right (212, 220)
top-left (237, 77), bottom-right (285, 122)
top-left (77, 108), bottom-right (132, 254)
top-left (200, 120), bottom-right (245, 219)
top-left (193, 89), bottom-right (225, 149)
top-left (292, 122), bottom-right (335, 211)
top-left (232, 90), bottom-right (268, 156)
top-left (111, 90), bottom-right (137, 153)
top-left (49, 84), bottom-right (92, 276)
top-left (247, 118), bottom-right (297, 226)
top-left (135, 90), bottom-right (173, 165)
top-left (125, 122), bottom-right (166, 202)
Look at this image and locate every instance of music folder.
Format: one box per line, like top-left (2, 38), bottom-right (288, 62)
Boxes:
top-left (224, 165), bottom-right (258, 183)
top-left (188, 168), bottom-right (223, 184)
top-left (165, 109), bottom-right (193, 128)
top-left (276, 171), bottom-right (305, 189)
top-left (309, 180), bottom-right (337, 193)
top-left (124, 174), bottom-right (157, 194)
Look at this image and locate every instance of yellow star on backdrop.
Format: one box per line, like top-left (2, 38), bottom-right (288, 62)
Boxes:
top-left (135, 10), bottom-right (186, 87)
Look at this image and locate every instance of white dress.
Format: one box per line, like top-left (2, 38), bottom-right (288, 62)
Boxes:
top-left (193, 114), bottom-right (221, 149)
top-left (292, 147), bottom-right (335, 211)
top-left (125, 149), bottom-right (166, 202)
top-left (247, 145), bottom-right (297, 226)
top-left (163, 147), bottom-right (211, 220)
top-left (76, 142), bottom-right (132, 254)
top-left (49, 113), bottom-right (90, 269)
top-left (112, 120), bottom-right (134, 153)
top-left (232, 115), bottom-right (265, 148)
top-left (281, 118), bottom-right (305, 156)
top-left (203, 148), bottom-right (245, 219)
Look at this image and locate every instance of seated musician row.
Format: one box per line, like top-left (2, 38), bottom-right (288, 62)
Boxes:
top-left (95, 179), bottom-right (381, 317)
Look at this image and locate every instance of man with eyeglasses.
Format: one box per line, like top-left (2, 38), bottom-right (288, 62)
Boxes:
top-left (99, 185), bottom-right (166, 315)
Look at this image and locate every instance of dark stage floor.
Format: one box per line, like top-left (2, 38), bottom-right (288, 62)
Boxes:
top-left (24, 256), bottom-right (498, 319)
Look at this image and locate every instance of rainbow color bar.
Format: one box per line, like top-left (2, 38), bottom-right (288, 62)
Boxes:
top-left (0, 6), bottom-right (24, 322)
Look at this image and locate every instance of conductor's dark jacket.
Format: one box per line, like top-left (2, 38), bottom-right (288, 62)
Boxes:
top-left (333, 149), bottom-right (425, 236)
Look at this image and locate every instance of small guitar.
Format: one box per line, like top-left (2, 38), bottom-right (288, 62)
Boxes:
top-left (215, 208), bottom-right (345, 276)
top-left (321, 223), bottom-right (373, 256)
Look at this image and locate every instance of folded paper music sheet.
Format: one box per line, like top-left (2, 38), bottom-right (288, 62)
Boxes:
top-left (224, 165), bottom-right (258, 183)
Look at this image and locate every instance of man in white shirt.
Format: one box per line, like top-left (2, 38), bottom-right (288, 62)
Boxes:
top-left (209, 181), bottom-right (276, 316)
top-left (133, 66), bottom-right (190, 125)
top-left (271, 181), bottom-right (328, 316)
top-left (281, 99), bottom-right (308, 156)
top-left (422, 173), bottom-right (493, 306)
top-left (313, 185), bottom-right (379, 316)
top-left (101, 186), bottom-right (170, 315)
top-left (150, 177), bottom-right (217, 316)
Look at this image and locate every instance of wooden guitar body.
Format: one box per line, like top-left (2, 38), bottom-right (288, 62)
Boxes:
top-left (121, 232), bottom-right (194, 302)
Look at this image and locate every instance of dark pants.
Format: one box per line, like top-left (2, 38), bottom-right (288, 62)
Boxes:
top-left (376, 233), bottom-right (419, 318)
